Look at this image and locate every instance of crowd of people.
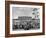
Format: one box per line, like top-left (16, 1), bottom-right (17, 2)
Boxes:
top-left (13, 20), bottom-right (40, 30)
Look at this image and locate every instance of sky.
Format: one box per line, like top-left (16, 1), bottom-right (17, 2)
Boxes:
top-left (12, 7), bottom-right (40, 19)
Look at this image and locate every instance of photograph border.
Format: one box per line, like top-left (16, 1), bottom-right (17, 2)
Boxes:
top-left (5, 1), bottom-right (45, 37)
